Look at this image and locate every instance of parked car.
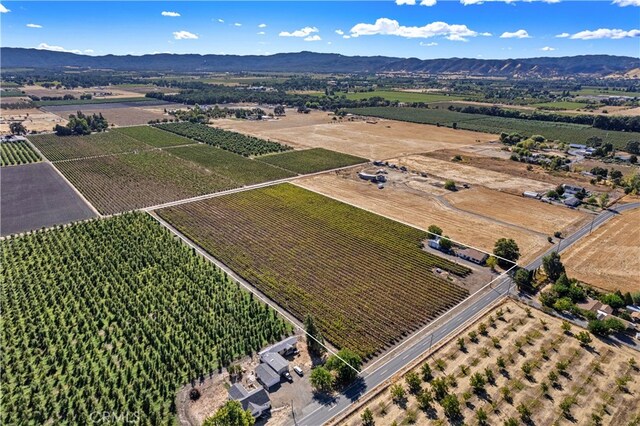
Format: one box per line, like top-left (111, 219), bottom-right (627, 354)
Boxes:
top-left (293, 366), bottom-right (304, 377)
top-left (283, 371), bottom-right (293, 382)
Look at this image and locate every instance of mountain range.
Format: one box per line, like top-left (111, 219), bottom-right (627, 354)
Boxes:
top-left (2, 48), bottom-right (638, 77)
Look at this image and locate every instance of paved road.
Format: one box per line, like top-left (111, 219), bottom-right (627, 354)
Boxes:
top-left (295, 202), bottom-right (640, 426)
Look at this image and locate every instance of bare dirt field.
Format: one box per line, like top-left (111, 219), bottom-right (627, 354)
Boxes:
top-left (22, 84), bottom-right (142, 99)
top-left (561, 207), bottom-right (640, 293)
top-left (0, 108), bottom-right (65, 133)
top-left (445, 186), bottom-right (590, 236)
top-left (214, 111), bottom-right (496, 159)
top-left (294, 170), bottom-right (551, 264)
top-left (338, 300), bottom-right (640, 426)
top-left (51, 105), bottom-right (170, 127)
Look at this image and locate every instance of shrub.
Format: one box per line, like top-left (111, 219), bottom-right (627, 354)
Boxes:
top-left (444, 180), bottom-right (456, 191)
top-left (406, 372), bottom-right (422, 394)
top-left (361, 408), bottom-right (375, 426)
top-left (421, 363), bottom-right (433, 382)
top-left (390, 384), bottom-right (406, 405)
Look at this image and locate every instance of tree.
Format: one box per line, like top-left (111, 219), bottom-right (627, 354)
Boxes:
top-left (203, 400), bottom-right (254, 426)
top-left (444, 180), bottom-right (456, 191)
top-left (439, 236), bottom-right (453, 251)
top-left (575, 331), bottom-right (592, 346)
top-left (416, 389), bottom-right (433, 410)
top-left (9, 122), bottom-right (27, 135)
top-left (273, 105), bottom-right (286, 116)
top-left (469, 372), bottom-right (486, 393)
top-left (326, 349), bottom-right (361, 384)
top-left (600, 293), bottom-right (625, 309)
top-left (405, 372), bottom-right (422, 394)
top-left (517, 403), bottom-right (532, 422)
top-left (542, 252), bottom-right (565, 282)
top-left (431, 377), bottom-right (448, 400)
top-left (476, 408), bottom-right (489, 425)
top-left (598, 193), bottom-right (609, 209)
top-left (390, 384), bottom-right (406, 405)
top-left (427, 225), bottom-right (443, 237)
top-left (513, 268), bottom-right (533, 291)
top-left (361, 408), bottom-right (374, 426)
top-left (441, 394), bottom-right (461, 419)
top-left (625, 140), bottom-right (640, 155)
top-left (309, 366), bottom-right (334, 392)
top-left (421, 363), bottom-right (433, 382)
top-left (486, 256), bottom-right (497, 271)
top-left (493, 238), bottom-right (520, 267)
top-left (304, 315), bottom-right (325, 356)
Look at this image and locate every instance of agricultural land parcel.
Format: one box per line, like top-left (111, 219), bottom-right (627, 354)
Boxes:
top-left (214, 110), bottom-right (495, 159)
top-left (341, 300), bottom-right (640, 426)
top-left (561, 208), bottom-right (640, 293)
top-left (343, 90), bottom-right (467, 103)
top-left (157, 183), bottom-right (470, 358)
top-left (347, 107), bottom-right (640, 150)
top-left (0, 213), bottom-right (291, 424)
top-left (0, 162), bottom-right (96, 236)
top-left (1, 140), bottom-right (41, 166)
top-left (45, 104), bottom-right (172, 127)
top-left (0, 108), bottom-right (66, 133)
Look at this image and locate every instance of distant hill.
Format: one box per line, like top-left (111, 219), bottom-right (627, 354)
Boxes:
top-left (2, 48), bottom-right (638, 77)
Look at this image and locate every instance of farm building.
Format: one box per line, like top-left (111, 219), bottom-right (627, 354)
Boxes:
top-left (563, 196), bottom-right (581, 207)
top-left (576, 299), bottom-right (614, 317)
top-left (260, 351), bottom-right (289, 375)
top-left (259, 335), bottom-right (298, 357)
top-left (427, 237), bottom-right (441, 250)
top-left (255, 364), bottom-right (281, 389)
top-left (456, 248), bottom-right (489, 265)
top-left (228, 384), bottom-right (271, 418)
top-left (569, 144), bottom-right (587, 150)
top-left (523, 191), bottom-right (540, 199)
top-left (358, 172), bottom-right (385, 183)
top-left (1, 135), bottom-right (27, 142)
top-left (562, 184), bottom-right (585, 195)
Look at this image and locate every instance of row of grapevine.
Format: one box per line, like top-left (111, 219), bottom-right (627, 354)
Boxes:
top-left (155, 122), bottom-right (292, 156)
top-left (0, 141), bottom-right (41, 166)
top-left (158, 184), bottom-right (470, 358)
top-left (0, 213), bottom-right (291, 424)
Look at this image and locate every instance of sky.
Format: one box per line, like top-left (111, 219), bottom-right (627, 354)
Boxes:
top-left (1, 1), bottom-right (639, 59)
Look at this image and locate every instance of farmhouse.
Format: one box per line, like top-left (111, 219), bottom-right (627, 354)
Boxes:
top-left (255, 363), bottom-right (281, 389)
top-left (562, 184), bottom-right (585, 195)
top-left (456, 248), bottom-right (489, 265)
top-left (260, 351), bottom-right (289, 376)
top-left (228, 384), bottom-right (271, 418)
top-left (577, 298), bottom-right (614, 317)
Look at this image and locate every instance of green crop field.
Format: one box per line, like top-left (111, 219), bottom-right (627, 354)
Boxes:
top-left (257, 148), bottom-right (367, 174)
top-left (156, 122), bottom-right (292, 156)
top-left (35, 97), bottom-right (152, 106)
top-left (1, 141), bottom-right (41, 166)
top-left (0, 213), bottom-right (290, 424)
top-left (0, 90), bottom-right (25, 98)
top-left (29, 131), bottom-right (151, 162)
top-left (347, 107), bottom-right (640, 149)
top-left (167, 145), bottom-right (295, 185)
top-left (532, 101), bottom-right (589, 110)
top-left (113, 126), bottom-right (195, 148)
top-left (157, 184), bottom-right (469, 358)
top-left (575, 88), bottom-right (640, 97)
top-left (344, 90), bottom-right (466, 103)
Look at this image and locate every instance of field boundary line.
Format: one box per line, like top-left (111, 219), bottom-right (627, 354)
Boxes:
top-left (44, 160), bottom-right (102, 217)
top-left (147, 211), bottom-right (362, 376)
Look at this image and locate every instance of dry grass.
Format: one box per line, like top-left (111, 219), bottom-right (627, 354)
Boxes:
top-left (562, 208), bottom-right (640, 293)
top-left (0, 108), bottom-right (65, 133)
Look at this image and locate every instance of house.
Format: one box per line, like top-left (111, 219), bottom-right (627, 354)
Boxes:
top-left (577, 299), bottom-right (613, 317)
top-left (562, 184), bottom-right (584, 195)
top-left (228, 384), bottom-right (271, 418)
top-left (255, 363), bottom-right (281, 389)
top-left (427, 237), bottom-right (441, 250)
top-left (260, 351), bottom-right (289, 376)
top-left (564, 196), bottom-right (581, 207)
top-left (456, 248), bottom-right (489, 265)
top-left (523, 191), bottom-right (540, 199)
top-left (259, 335), bottom-right (298, 357)
top-left (630, 311), bottom-right (640, 323)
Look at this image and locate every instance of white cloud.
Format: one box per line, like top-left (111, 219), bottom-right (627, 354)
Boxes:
top-left (481, 32), bottom-right (492, 36)
top-left (419, 41), bottom-right (438, 46)
top-left (555, 32), bottom-right (570, 38)
top-left (173, 31), bottom-right (199, 40)
top-left (612, 0), bottom-right (640, 6)
top-left (26, 24), bottom-right (43, 28)
top-left (161, 11), bottom-right (180, 17)
top-left (349, 18), bottom-right (481, 42)
top-left (0, 3), bottom-right (9, 13)
top-left (420, 0), bottom-right (438, 5)
top-left (304, 35), bottom-right (322, 41)
top-left (540, 46), bottom-right (556, 51)
top-left (461, 0), bottom-right (559, 4)
top-left (279, 26), bottom-right (319, 37)
top-left (258, 23), bottom-right (267, 28)
top-left (500, 29), bottom-right (531, 38)
top-left (36, 43), bottom-right (82, 54)
top-left (234, 23), bottom-right (242, 27)
top-left (570, 28), bottom-right (640, 39)
top-left (396, 0), bottom-right (416, 4)
top-left (257, 31), bottom-right (266, 35)
top-left (335, 29), bottom-right (345, 35)
top-left (84, 49), bottom-right (94, 54)
top-left (343, 35), bottom-right (351, 39)
top-left (327, 41), bottom-right (333, 45)
top-left (217, 18), bottom-right (224, 23)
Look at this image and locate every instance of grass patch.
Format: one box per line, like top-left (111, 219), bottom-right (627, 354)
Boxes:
top-left (343, 90), bottom-right (466, 103)
top-left (258, 148), bottom-right (368, 174)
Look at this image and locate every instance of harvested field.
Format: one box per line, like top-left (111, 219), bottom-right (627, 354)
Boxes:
top-left (113, 126), bottom-right (194, 148)
top-left (0, 162), bottom-right (95, 236)
top-left (29, 131), bottom-right (150, 162)
top-left (444, 186), bottom-right (589, 236)
top-left (214, 110), bottom-right (495, 159)
top-left (157, 184), bottom-right (470, 358)
top-left (340, 300), bottom-right (640, 426)
top-left (257, 148), bottom-right (367, 174)
top-left (55, 150), bottom-right (237, 214)
top-left (52, 106), bottom-right (170, 127)
top-left (562, 207), bottom-right (640, 293)
top-left (294, 171), bottom-right (550, 264)
top-left (167, 145), bottom-right (295, 185)
top-left (0, 108), bottom-right (65, 133)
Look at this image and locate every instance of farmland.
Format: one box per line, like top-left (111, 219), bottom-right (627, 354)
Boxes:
top-left (257, 148), bottom-right (367, 174)
top-left (34, 96), bottom-right (151, 106)
top-left (561, 207), bottom-right (640, 293)
top-left (1, 140), bottom-right (41, 166)
top-left (113, 125), bottom-right (195, 148)
top-left (29, 131), bottom-right (150, 162)
top-left (55, 150), bottom-right (237, 214)
top-left (155, 122), bottom-right (292, 156)
top-left (343, 90), bottom-right (466, 103)
top-left (157, 184), bottom-right (470, 358)
top-left (342, 300), bottom-right (640, 426)
top-left (0, 162), bottom-right (96, 236)
top-left (0, 213), bottom-right (291, 424)
top-left (347, 107), bottom-right (640, 149)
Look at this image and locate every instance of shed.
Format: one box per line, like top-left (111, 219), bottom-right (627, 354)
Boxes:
top-left (523, 191), bottom-right (540, 199)
top-left (259, 335), bottom-right (299, 357)
top-left (260, 352), bottom-right (289, 375)
top-left (564, 196), bottom-right (581, 207)
top-left (256, 364), bottom-right (280, 389)
top-left (562, 184), bottom-right (584, 194)
top-left (456, 248), bottom-right (489, 265)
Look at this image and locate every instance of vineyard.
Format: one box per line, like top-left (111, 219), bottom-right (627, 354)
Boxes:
top-left (157, 184), bottom-right (470, 358)
top-left (113, 126), bottom-right (195, 148)
top-left (55, 150), bottom-right (237, 214)
top-left (348, 107), bottom-right (639, 149)
top-left (29, 131), bottom-right (150, 162)
top-left (1, 140), bottom-right (41, 166)
top-left (257, 148), bottom-right (367, 174)
top-left (0, 213), bottom-right (291, 424)
top-left (155, 122), bottom-right (292, 156)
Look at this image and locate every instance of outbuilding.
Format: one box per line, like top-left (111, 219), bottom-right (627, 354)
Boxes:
top-left (255, 363), bottom-right (281, 389)
top-left (260, 351), bottom-right (289, 376)
top-left (456, 248), bottom-right (489, 265)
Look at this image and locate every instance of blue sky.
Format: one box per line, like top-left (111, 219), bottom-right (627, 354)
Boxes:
top-left (1, 1), bottom-right (639, 59)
